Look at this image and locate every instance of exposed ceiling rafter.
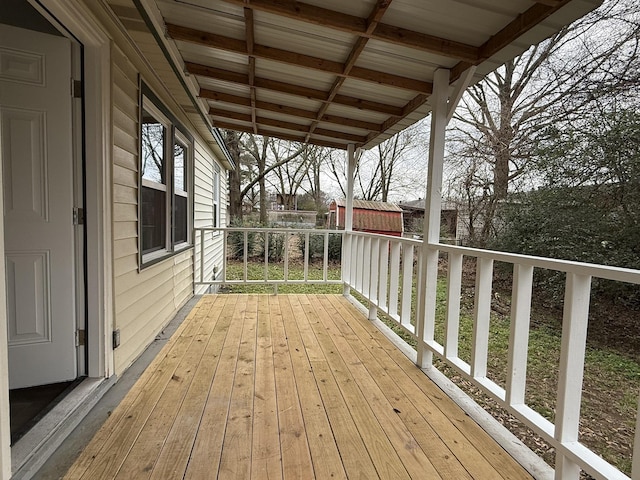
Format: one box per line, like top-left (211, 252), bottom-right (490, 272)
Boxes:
top-left (166, 23), bottom-right (432, 93)
top-left (200, 89), bottom-right (381, 131)
top-left (140, 0), bottom-right (601, 149)
top-left (304, 0), bottom-right (394, 143)
top-left (218, 0), bottom-right (480, 62)
top-left (185, 61), bottom-right (405, 116)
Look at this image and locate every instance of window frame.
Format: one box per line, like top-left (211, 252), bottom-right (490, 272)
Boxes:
top-left (173, 129), bottom-right (191, 248)
top-left (138, 83), bottom-right (193, 269)
top-left (212, 164), bottom-right (221, 232)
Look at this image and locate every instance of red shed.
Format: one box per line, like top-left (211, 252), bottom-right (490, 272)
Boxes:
top-left (327, 199), bottom-right (404, 237)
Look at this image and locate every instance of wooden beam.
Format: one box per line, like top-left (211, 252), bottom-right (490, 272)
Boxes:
top-left (320, 113), bottom-right (380, 132)
top-left (447, 65), bottom-right (477, 124)
top-left (218, 0), bottom-right (479, 62)
top-left (367, 92), bottom-right (429, 144)
top-left (167, 23), bottom-right (431, 93)
top-left (372, 24), bottom-right (479, 62)
top-left (451, 0), bottom-right (572, 80)
top-left (209, 108), bottom-right (367, 143)
top-left (478, 1), bottom-right (572, 61)
top-left (186, 62), bottom-right (404, 116)
top-left (203, 93), bottom-right (381, 131)
top-left (305, 0), bottom-right (393, 142)
top-left (200, 89), bottom-right (251, 106)
top-left (211, 120), bottom-right (349, 149)
top-left (533, 0), bottom-right (563, 6)
top-left (366, 0), bottom-right (393, 33)
top-left (244, 7), bottom-right (258, 134)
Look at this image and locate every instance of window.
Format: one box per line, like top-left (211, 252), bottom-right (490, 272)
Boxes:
top-left (141, 102), bottom-right (168, 255)
top-left (212, 165), bottom-right (220, 229)
top-left (173, 132), bottom-right (189, 245)
top-left (139, 85), bottom-right (192, 267)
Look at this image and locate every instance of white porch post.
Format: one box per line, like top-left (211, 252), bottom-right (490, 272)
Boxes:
top-left (416, 68), bottom-right (450, 368)
top-left (342, 144), bottom-right (356, 296)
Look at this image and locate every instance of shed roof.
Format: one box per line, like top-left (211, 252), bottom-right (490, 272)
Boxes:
top-left (335, 198), bottom-right (403, 212)
top-left (332, 199), bottom-right (403, 233)
top-left (107, 0), bottom-right (602, 151)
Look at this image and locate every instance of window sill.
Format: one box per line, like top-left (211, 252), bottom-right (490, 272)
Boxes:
top-left (140, 244), bottom-right (193, 270)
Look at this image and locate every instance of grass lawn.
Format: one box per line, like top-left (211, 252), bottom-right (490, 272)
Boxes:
top-left (220, 259), bottom-right (638, 476)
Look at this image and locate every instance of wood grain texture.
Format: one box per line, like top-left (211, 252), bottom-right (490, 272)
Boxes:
top-left (65, 294), bottom-right (533, 480)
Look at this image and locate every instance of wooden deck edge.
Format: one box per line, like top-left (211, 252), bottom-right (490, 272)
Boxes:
top-left (343, 293), bottom-right (554, 480)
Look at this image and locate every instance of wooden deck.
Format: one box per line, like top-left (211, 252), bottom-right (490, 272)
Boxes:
top-left (64, 294), bottom-right (532, 479)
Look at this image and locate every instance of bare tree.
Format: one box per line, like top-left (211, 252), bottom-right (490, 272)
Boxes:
top-left (300, 145), bottom-right (332, 213)
top-left (328, 124), bottom-right (426, 202)
top-left (222, 131), bottom-right (305, 224)
top-left (266, 140), bottom-right (310, 212)
top-left (447, 0), bottom-right (640, 246)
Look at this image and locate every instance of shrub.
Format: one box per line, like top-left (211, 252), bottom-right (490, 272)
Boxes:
top-left (251, 223), bottom-right (286, 263)
top-left (227, 218), bottom-right (258, 260)
top-left (492, 187), bottom-right (640, 308)
top-left (298, 232), bottom-right (342, 262)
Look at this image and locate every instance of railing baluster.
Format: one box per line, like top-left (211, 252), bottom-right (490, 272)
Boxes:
top-left (199, 229), bottom-right (205, 284)
top-left (388, 241), bottom-right (401, 319)
top-left (401, 243), bottom-right (414, 328)
top-left (506, 263), bottom-right (534, 406)
top-left (222, 229), bottom-right (227, 283)
top-left (368, 237), bottom-right (380, 320)
top-left (323, 232), bottom-right (329, 282)
top-left (419, 245), bottom-right (439, 367)
top-left (471, 257), bottom-right (493, 378)
top-left (555, 272), bottom-right (592, 480)
top-left (284, 232), bottom-right (289, 283)
top-left (369, 238), bottom-right (380, 306)
top-left (632, 400), bottom-right (640, 480)
top-left (363, 236), bottom-right (372, 297)
top-left (264, 232), bottom-right (269, 282)
top-left (342, 233), bottom-right (351, 293)
top-left (378, 238), bottom-right (389, 311)
top-left (356, 235), bottom-right (364, 291)
top-left (444, 252), bottom-right (463, 359)
top-left (304, 232), bottom-right (310, 282)
top-left (351, 233), bottom-right (358, 287)
top-left (243, 230), bottom-right (248, 282)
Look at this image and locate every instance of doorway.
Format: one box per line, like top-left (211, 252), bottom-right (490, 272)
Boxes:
top-left (0, 1), bottom-right (86, 442)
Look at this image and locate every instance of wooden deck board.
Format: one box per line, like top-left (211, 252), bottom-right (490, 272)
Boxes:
top-left (64, 294), bottom-right (534, 480)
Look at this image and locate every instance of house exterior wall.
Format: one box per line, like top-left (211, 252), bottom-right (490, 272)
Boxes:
top-left (194, 139), bottom-right (227, 293)
top-left (107, 41), bottom-right (226, 372)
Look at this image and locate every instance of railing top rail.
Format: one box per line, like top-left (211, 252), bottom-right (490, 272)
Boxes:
top-left (346, 230), bottom-right (424, 247)
top-left (195, 227), bottom-right (343, 235)
top-left (437, 243), bottom-right (640, 285)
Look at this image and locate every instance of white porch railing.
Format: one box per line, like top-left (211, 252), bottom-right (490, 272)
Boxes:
top-left (343, 230), bottom-right (640, 480)
top-left (195, 226), bottom-right (640, 480)
top-left (194, 227), bottom-right (343, 287)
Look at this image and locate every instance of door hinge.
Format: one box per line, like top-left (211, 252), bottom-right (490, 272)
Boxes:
top-left (73, 207), bottom-right (84, 225)
top-left (72, 79), bottom-right (83, 98)
top-left (76, 329), bottom-right (86, 347)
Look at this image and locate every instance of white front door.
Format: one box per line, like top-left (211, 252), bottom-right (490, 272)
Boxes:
top-left (1, 24), bottom-right (78, 389)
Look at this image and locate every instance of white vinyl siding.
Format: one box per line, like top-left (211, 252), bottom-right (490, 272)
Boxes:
top-left (194, 138), bottom-right (226, 294)
top-left (111, 46), bottom-right (194, 374)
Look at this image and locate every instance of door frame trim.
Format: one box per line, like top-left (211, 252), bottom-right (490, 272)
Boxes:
top-left (0, 0), bottom-right (114, 475)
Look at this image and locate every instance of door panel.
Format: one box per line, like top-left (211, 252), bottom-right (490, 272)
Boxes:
top-left (1, 24), bottom-right (77, 389)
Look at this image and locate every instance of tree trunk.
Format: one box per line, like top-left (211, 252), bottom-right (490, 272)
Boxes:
top-left (224, 130), bottom-right (243, 223)
top-left (258, 155), bottom-right (267, 225)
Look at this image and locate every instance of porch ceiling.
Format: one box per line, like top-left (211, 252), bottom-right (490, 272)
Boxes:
top-left (117, 0), bottom-right (601, 150)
